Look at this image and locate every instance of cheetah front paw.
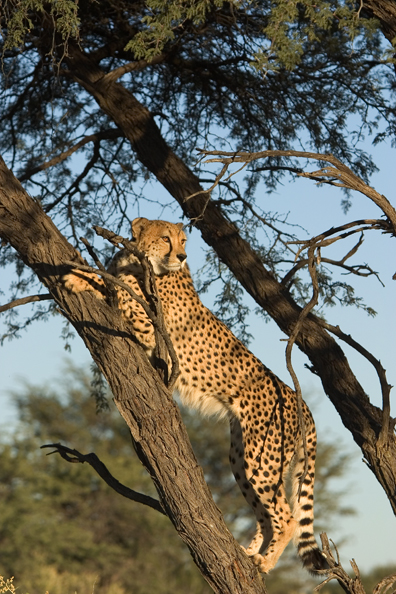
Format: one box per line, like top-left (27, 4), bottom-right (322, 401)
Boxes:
top-left (63, 271), bottom-right (105, 297)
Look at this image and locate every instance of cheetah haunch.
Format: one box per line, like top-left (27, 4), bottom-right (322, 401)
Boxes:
top-left (64, 217), bottom-right (327, 574)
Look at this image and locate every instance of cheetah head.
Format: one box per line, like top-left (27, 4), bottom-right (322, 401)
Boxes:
top-left (131, 217), bottom-right (187, 275)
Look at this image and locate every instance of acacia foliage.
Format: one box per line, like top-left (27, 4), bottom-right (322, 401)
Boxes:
top-left (0, 367), bottom-right (354, 594)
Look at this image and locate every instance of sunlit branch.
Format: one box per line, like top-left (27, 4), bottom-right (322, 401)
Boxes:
top-left (282, 231), bottom-right (384, 288)
top-left (66, 227), bottom-right (180, 390)
top-left (316, 533), bottom-right (396, 594)
top-left (103, 53), bottom-right (167, 84)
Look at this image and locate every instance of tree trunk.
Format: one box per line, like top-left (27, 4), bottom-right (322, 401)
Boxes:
top-left (0, 155), bottom-right (265, 594)
top-left (63, 43), bottom-right (396, 515)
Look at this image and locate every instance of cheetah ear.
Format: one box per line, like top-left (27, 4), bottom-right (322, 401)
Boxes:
top-left (131, 217), bottom-right (149, 240)
top-left (176, 223), bottom-right (184, 230)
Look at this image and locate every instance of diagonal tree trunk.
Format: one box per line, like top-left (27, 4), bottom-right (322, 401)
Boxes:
top-left (63, 42), bottom-right (396, 515)
top-left (0, 155), bottom-right (265, 594)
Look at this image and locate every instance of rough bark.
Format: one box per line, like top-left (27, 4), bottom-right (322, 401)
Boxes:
top-left (362, 0), bottom-right (396, 43)
top-left (0, 155), bottom-right (265, 594)
top-left (63, 43), bottom-right (396, 515)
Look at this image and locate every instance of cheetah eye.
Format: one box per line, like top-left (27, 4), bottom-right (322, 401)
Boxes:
top-left (162, 236), bottom-right (171, 243)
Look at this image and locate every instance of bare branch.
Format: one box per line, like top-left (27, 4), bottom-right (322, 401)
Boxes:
top-left (44, 140), bottom-right (102, 213)
top-left (316, 533), bottom-right (396, 594)
top-left (315, 533), bottom-right (367, 594)
top-left (317, 319), bottom-right (395, 443)
top-left (0, 293), bottom-right (53, 313)
top-left (41, 443), bottom-right (166, 515)
top-left (373, 573), bottom-right (396, 594)
top-left (93, 226), bottom-right (180, 388)
top-left (282, 231), bottom-right (384, 288)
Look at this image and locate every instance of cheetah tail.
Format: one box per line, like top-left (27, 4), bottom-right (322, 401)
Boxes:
top-left (293, 504), bottom-right (329, 573)
top-left (298, 542), bottom-right (329, 575)
top-left (291, 443), bottom-right (329, 573)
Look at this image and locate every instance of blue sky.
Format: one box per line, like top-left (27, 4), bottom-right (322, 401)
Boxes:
top-left (1, 139), bottom-right (395, 575)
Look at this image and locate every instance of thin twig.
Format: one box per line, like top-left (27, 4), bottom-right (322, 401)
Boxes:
top-left (282, 232), bottom-right (384, 288)
top-left (92, 227), bottom-right (180, 388)
top-left (41, 443), bottom-right (166, 515)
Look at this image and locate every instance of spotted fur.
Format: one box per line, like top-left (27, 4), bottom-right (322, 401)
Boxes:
top-left (64, 217), bottom-right (327, 574)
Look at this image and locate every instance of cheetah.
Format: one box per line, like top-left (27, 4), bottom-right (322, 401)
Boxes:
top-left (64, 217), bottom-right (327, 574)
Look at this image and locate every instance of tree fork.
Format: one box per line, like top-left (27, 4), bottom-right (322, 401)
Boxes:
top-left (0, 155), bottom-right (265, 594)
top-left (64, 43), bottom-right (396, 514)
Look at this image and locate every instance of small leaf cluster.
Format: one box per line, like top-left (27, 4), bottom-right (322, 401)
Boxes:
top-left (125, 0), bottom-right (231, 60)
top-left (2, 0), bottom-right (80, 52)
top-left (253, 0), bottom-right (380, 73)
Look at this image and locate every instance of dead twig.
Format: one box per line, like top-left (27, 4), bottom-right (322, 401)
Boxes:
top-left (317, 318), bottom-right (395, 445)
top-left (316, 534), bottom-right (396, 594)
top-left (315, 533), bottom-right (366, 594)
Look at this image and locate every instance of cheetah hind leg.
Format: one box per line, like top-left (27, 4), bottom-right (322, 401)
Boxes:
top-left (249, 481), bottom-right (297, 573)
top-left (229, 418), bottom-right (297, 573)
top-left (229, 419), bottom-right (273, 557)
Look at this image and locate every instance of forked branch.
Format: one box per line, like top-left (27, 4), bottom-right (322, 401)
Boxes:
top-left (316, 533), bottom-right (396, 594)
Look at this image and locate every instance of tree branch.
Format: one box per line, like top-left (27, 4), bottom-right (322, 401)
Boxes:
top-left (18, 129), bottom-right (122, 182)
top-left (285, 244), bottom-right (320, 494)
top-left (93, 225), bottom-right (181, 390)
top-left (197, 149), bottom-right (396, 235)
top-left (0, 154), bottom-right (262, 594)
top-left (0, 293), bottom-right (53, 313)
top-left (317, 319), bottom-right (395, 445)
top-left (41, 442), bottom-right (166, 515)
top-left (316, 533), bottom-right (396, 594)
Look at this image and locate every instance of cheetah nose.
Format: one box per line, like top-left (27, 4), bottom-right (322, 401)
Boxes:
top-left (177, 253), bottom-right (187, 262)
